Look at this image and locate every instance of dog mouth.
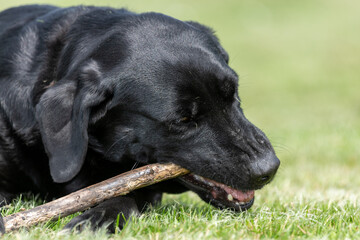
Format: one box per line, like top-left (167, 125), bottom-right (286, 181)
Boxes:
top-left (178, 173), bottom-right (255, 211)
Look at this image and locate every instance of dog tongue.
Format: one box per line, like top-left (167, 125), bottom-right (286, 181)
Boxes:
top-left (211, 181), bottom-right (254, 203)
top-left (206, 177), bottom-right (254, 203)
top-left (179, 173), bottom-right (254, 204)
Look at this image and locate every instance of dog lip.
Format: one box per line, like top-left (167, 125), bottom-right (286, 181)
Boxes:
top-left (178, 173), bottom-right (255, 210)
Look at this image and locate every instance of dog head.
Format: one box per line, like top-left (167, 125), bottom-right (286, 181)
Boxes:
top-left (35, 11), bottom-right (279, 210)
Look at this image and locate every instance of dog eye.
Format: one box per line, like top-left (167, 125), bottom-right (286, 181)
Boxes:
top-left (168, 116), bottom-right (198, 132)
top-left (179, 117), bottom-right (191, 123)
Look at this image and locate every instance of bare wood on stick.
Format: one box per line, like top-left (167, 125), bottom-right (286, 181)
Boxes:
top-left (2, 163), bottom-right (189, 233)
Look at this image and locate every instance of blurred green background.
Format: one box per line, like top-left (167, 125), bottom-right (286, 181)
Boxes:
top-left (1, 0), bottom-right (360, 217)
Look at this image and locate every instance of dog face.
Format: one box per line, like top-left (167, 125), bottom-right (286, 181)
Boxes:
top-left (35, 13), bottom-right (279, 210)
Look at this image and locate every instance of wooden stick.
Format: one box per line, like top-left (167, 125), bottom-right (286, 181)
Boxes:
top-left (2, 163), bottom-right (189, 233)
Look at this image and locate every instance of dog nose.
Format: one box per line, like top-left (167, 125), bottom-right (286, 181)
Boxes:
top-left (249, 151), bottom-right (280, 187)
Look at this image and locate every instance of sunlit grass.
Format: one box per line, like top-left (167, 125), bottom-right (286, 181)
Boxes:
top-left (2, 191), bottom-right (360, 239)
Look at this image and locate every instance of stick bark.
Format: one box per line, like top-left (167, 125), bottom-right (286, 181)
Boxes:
top-left (2, 163), bottom-right (189, 233)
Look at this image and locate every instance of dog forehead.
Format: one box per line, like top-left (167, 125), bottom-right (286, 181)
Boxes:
top-left (109, 49), bottom-right (238, 114)
top-left (124, 15), bottom-right (224, 61)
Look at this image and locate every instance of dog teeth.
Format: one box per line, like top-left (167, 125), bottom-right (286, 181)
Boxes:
top-left (227, 194), bottom-right (233, 201)
top-left (239, 202), bottom-right (245, 205)
top-left (193, 175), bottom-right (204, 181)
top-left (207, 182), bottom-right (214, 187)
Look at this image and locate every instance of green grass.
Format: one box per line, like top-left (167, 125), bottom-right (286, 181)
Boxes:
top-left (1, 0), bottom-right (360, 239)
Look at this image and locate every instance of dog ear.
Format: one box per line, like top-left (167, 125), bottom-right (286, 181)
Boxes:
top-left (36, 60), bottom-right (113, 183)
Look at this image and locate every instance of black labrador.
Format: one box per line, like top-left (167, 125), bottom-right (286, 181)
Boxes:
top-left (0, 5), bottom-right (280, 232)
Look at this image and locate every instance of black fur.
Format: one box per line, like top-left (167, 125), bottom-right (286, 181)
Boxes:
top-left (0, 5), bottom-right (279, 232)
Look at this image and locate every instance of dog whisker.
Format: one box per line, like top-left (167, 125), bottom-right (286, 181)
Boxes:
top-left (131, 162), bottom-right (139, 170)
